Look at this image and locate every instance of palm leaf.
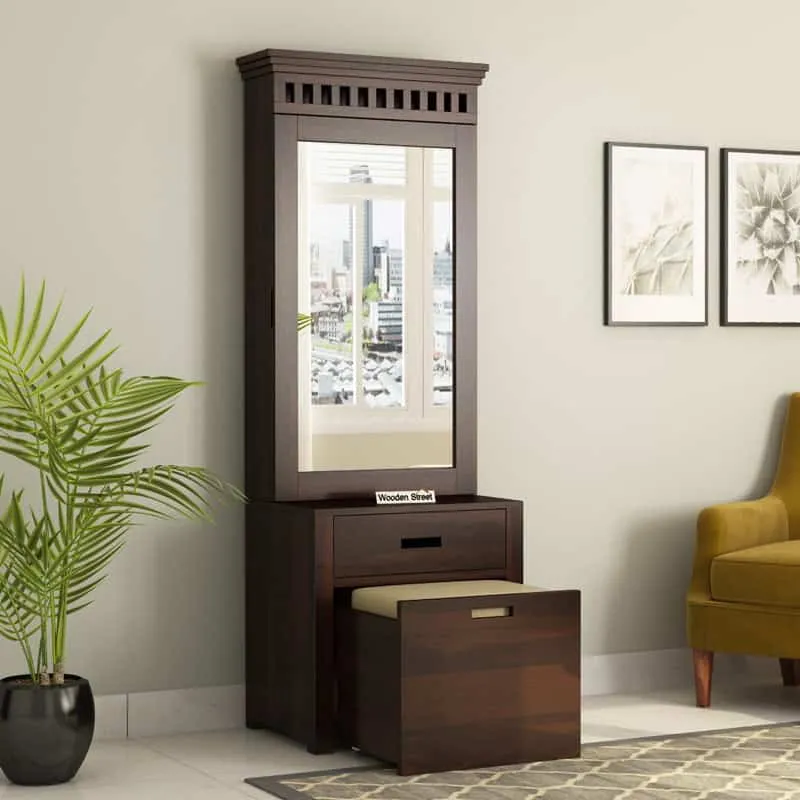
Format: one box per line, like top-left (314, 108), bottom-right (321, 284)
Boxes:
top-left (0, 278), bottom-right (243, 682)
top-left (10, 277), bottom-right (26, 353)
top-left (16, 280), bottom-right (45, 364)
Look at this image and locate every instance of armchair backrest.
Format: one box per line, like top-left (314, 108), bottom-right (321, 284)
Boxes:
top-left (772, 393), bottom-right (800, 538)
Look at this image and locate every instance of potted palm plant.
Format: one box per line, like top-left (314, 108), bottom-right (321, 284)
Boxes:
top-left (0, 280), bottom-right (241, 786)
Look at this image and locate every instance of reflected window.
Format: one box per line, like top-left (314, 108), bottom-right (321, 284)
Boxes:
top-left (431, 150), bottom-right (453, 408)
top-left (298, 142), bottom-right (453, 472)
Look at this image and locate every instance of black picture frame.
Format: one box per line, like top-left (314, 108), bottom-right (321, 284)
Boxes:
top-left (604, 141), bottom-right (709, 327)
top-left (721, 147), bottom-right (800, 326)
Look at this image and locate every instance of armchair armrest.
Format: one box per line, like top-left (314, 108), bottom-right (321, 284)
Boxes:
top-left (687, 495), bottom-right (788, 601)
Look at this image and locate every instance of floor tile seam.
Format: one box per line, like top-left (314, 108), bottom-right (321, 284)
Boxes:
top-left (231, 780), bottom-right (282, 798)
top-left (132, 737), bottom-right (252, 795)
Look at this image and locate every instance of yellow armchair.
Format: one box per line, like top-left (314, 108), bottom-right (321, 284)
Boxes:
top-left (688, 394), bottom-right (800, 707)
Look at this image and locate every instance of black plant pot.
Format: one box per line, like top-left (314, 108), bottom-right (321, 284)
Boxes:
top-left (0, 675), bottom-right (95, 786)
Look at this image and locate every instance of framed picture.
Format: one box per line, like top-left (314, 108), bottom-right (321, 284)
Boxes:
top-left (604, 142), bottom-right (708, 326)
top-left (722, 148), bottom-right (800, 325)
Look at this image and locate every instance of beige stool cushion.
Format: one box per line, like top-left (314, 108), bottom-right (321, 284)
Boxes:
top-left (351, 580), bottom-right (541, 619)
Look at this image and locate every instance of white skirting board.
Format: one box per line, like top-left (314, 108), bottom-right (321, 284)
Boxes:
top-left (93, 650), bottom-right (778, 739)
top-left (581, 648), bottom-right (775, 697)
top-left (95, 684), bottom-right (245, 740)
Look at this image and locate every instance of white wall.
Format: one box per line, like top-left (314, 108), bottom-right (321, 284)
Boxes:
top-left (0, 0), bottom-right (795, 694)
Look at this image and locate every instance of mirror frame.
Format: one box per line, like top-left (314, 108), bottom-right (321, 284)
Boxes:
top-left (237, 49), bottom-right (488, 501)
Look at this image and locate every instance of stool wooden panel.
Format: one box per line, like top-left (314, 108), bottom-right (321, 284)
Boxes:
top-left (339, 585), bottom-right (581, 775)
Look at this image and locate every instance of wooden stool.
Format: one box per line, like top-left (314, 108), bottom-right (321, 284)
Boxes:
top-left (337, 580), bottom-right (580, 775)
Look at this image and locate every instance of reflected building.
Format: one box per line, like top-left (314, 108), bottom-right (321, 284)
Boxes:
top-left (433, 238), bottom-right (453, 289)
top-left (367, 300), bottom-right (403, 350)
top-left (388, 249), bottom-right (403, 298)
top-left (433, 312), bottom-right (453, 361)
top-left (433, 238), bottom-right (453, 361)
top-left (372, 243), bottom-right (404, 301)
top-left (310, 238), bottom-right (348, 299)
top-left (347, 165), bottom-right (374, 291)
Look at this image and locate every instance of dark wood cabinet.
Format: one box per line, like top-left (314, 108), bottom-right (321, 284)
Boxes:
top-left (236, 49), bottom-right (488, 503)
top-left (245, 496), bottom-right (523, 753)
top-left (235, 49), bottom-right (530, 756)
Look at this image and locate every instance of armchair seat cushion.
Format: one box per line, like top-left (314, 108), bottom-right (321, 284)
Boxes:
top-left (711, 541), bottom-right (800, 608)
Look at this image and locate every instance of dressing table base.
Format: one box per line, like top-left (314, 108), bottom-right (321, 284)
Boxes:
top-left (245, 495), bottom-right (523, 753)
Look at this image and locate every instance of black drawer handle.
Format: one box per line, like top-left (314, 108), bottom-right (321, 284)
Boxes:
top-left (401, 536), bottom-right (442, 549)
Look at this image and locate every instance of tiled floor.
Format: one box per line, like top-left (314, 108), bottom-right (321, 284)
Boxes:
top-left (2, 682), bottom-right (800, 798)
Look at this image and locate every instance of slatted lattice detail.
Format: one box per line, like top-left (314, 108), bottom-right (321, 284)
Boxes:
top-left (280, 80), bottom-right (470, 116)
top-left (237, 49), bottom-right (487, 125)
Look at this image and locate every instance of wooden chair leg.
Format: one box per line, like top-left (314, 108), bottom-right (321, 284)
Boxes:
top-left (693, 649), bottom-right (713, 707)
top-left (780, 658), bottom-right (799, 687)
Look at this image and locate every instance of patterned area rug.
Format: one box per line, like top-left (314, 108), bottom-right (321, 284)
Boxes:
top-left (246, 724), bottom-right (800, 800)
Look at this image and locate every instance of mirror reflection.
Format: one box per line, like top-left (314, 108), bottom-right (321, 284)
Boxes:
top-left (298, 142), bottom-right (454, 472)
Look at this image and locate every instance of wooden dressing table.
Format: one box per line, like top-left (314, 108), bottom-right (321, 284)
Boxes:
top-left (237, 48), bottom-right (525, 754)
top-left (246, 496), bottom-right (522, 753)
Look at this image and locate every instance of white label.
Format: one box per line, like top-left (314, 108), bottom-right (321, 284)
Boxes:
top-left (375, 489), bottom-right (437, 505)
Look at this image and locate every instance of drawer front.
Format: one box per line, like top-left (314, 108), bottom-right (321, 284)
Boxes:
top-left (333, 509), bottom-right (507, 579)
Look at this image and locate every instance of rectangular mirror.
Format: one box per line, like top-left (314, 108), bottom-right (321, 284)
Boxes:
top-left (298, 141), bottom-right (454, 472)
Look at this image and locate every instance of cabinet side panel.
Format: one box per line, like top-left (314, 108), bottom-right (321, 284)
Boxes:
top-left (273, 116), bottom-right (300, 500)
top-left (312, 511), bottom-right (336, 753)
top-left (338, 610), bottom-right (400, 763)
top-left (244, 76), bottom-right (276, 500)
top-left (246, 502), bottom-right (315, 744)
top-left (506, 500), bottom-right (523, 583)
top-left (454, 124), bottom-right (478, 494)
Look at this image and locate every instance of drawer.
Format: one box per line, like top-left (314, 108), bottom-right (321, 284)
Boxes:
top-left (333, 509), bottom-right (507, 579)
